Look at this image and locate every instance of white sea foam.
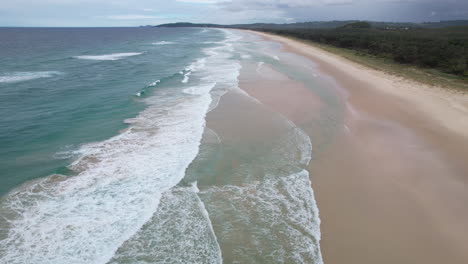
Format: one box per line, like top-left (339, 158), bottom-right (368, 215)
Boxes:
top-left (198, 29), bottom-right (242, 112)
top-left (0, 71), bottom-right (62, 83)
top-left (0, 88), bottom-right (212, 263)
top-left (74, 52), bottom-right (142, 61)
top-left (218, 28), bottom-right (243, 43)
top-left (207, 88), bottom-right (228, 112)
top-left (181, 57), bottom-right (206, 83)
top-left (149, 80), bottom-right (161, 86)
top-left (0, 29), bottom-right (241, 264)
top-left (241, 54), bottom-right (252, 59)
top-left (205, 29), bottom-right (322, 262)
top-left (201, 41), bottom-right (223, 44)
top-left (108, 186), bottom-right (222, 264)
top-left (182, 71), bottom-right (191, 83)
top-left (152, 41), bottom-right (175, 45)
top-left (183, 83), bottom-right (216, 95)
top-left (200, 170), bottom-right (323, 264)
top-left (53, 145), bottom-right (82, 160)
top-left (135, 80), bottom-right (160, 96)
top-left (1, 28), bottom-right (322, 264)
top-left (282, 119), bottom-right (313, 166)
top-left (107, 30), bottom-right (242, 264)
top-left (190, 181), bottom-right (200, 193)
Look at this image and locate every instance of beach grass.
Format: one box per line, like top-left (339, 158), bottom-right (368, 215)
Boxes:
top-left (279, 35), bottom-right (468, 92)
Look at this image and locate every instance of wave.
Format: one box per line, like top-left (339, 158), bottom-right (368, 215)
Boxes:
top-left (204, 29), bottom-right (322, 262)
top-left (0, 28), bottom-right (321, 264)
top-left (107, 184), bottom-right (222, 264)
top-left (152, 41), bottom-right (175, 45)
top-left (182, 71), bottom-right (191, 83)
top-left (108, 30), bottom-right (242, 264)
top-left (0, 85), bottom-right (213, 263)
top-left (135, 80), bottom-right (160, 97)
top-left (0, 71), bottom-right (62, 83)
top-left (199, 169), bottom-right (322, 264)
top-left (241, 54), bottom-right (252, 59)
top-left (0, 29), bottom-right (241, 264)
top-left (53, 145), bottom-right (82, 160)
top-left (201, 41), bottom-right (223, 44)
top-left (183, 83), bottom-right (216, 96)
top-left (74, 52), bottom-right (142, 61)
top-left (0, 84), bottom-right (213, 263)
top-left (181, 58), bottom-right (206, 84)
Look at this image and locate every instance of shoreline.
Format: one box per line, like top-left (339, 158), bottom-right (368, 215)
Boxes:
top-left (242, 30), bottom-right (468, 264)
top-left (269, 34), bottom-right (468, 92)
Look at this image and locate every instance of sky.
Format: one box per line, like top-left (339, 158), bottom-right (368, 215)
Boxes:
top-left (0, 0), bottom-right (467, 27)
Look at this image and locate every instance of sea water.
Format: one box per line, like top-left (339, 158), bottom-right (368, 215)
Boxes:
top-left (0, 27), bottom-right (323, 263)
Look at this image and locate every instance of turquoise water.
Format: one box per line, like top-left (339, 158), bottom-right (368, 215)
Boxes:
top-left (0, 28), bottom-right (325, 263)
top-left (0, 27), bottom-right (221, 195)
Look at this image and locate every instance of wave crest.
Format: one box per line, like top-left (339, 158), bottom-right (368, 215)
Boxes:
top-left (74, 52), bottom-right (142, 61)
top-left (0, 71), bottom-right (62, 83)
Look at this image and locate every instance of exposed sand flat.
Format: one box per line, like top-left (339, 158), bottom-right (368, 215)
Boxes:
top-left (243, 31), bottom-right (468, 264)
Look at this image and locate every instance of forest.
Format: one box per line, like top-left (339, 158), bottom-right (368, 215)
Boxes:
top-left (256, 22), bottom-right (468, 77)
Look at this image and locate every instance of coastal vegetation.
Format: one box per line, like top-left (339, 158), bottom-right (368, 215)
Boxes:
top-left (259, 24), bottom-right (468, 79)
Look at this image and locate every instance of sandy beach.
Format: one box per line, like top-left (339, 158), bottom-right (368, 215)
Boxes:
top-left (242, 31), bottom-right (468, 264)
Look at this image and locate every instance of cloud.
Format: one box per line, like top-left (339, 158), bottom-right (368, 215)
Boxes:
top-left (107, 15), bottom-right (161, 20)
top-left (176, 0), bottom-right (222, 3)
top-left (218, 0), bottom-right (356, 12)
top-left (323, 0), bottom-right (354, 5)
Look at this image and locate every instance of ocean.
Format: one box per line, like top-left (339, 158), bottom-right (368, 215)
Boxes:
top-left (0, 27), bottom-right (324, 263)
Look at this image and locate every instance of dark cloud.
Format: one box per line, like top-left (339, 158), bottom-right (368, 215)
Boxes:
top-left (217, 0), bottom-right (468, 22)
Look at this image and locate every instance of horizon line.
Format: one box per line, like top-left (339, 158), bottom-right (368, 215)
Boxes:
top-left (2, 19), bottom-right (468, 28)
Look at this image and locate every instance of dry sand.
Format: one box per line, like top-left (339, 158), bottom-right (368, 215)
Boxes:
top-left (243, 31), bottom-right (468, 264)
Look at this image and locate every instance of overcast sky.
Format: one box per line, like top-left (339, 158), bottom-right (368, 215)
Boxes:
top-left (1, 0), bottom-right (467, 27)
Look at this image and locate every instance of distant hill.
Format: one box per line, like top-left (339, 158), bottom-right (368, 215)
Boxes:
top-left (230, 21), bottom-right (357, 29)
top-left (156, 21), bottom-right (357, 29)
top-left (342, 21), bottom-right (372, 29)
top-left (156, 22), bottom-right (223, 28)
top-left (156, 20), bottom-right (468, 30)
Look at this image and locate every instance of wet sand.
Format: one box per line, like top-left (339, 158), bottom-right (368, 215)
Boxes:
top-left (203, 88), bottom-right (323, 263)
top-left (243, 31), bottom-right (468, 264)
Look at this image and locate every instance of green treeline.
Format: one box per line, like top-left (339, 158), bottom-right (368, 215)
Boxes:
top-left (260, 25), bottom-right (468, 77)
